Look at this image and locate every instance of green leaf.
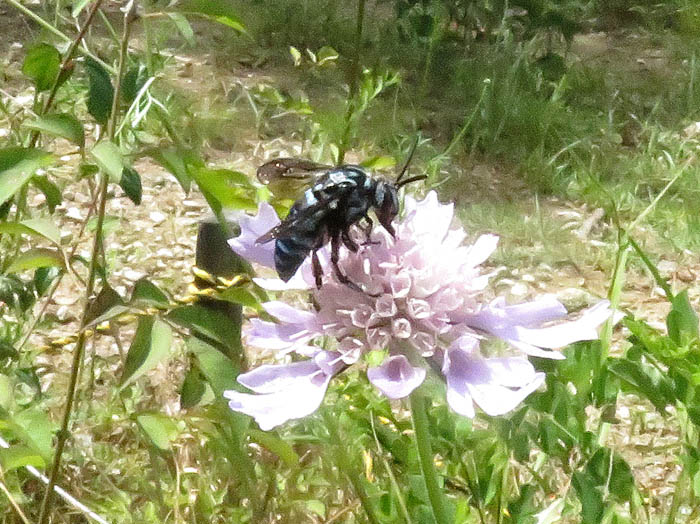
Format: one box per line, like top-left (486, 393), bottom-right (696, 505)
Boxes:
top-left (587, 448), bottom-right (635, 502)
top-left (137, 413), bottom-right (179, 452)
top-left (0, 148), bottom-right (54, 205)
top-left (0, 445), bottom-right (45, 471)
top-left (84, 56), bottom-right (114, 125)
top-left (167, 305), bottom-right (241, 351)
top-left (174, 0), bottom-right (246, 32)
top-left (316, 46), bottom-right (339, 65)
top-left (186, 337), bottom-right (239, 396)
top-left (6, 248), bottom-right (64, 273)
top-left (31, 175), bottom-right (62, 213)
top-left (217, 286), bottom-right (260, 309)
top-left (0, 218), bottom-right (61, 245)
top-left (91, 141), bottom-right (124, 182)
top-left (131, 278), bottom-right (170, 307)
top-left (180, 367), bottom-right (207, 409)
top-left (122, 65), bottom-right (148, 104)
top-left (572, 471), bottom-right (604, 524)
top-left (23, 113), bottom-right (85, 148)
top-left (248, 429), bottom-right (300, 467)
top-left (305, 500), bottom-right (326, 519)
top-left (12, 407), bottom-right (55, 460)
top-left (72, 0), bottom-right (92, 17)
top-left (22, 43), bottom-right (61, 92)
top-left (167, 13), bottom-right (196, 45)
top-left (120, 317), bottom-right (173, 389)
top-left (147, 147), bottom-right (195, 193)
top-left (190, 167), bottom-right (256, 212)
top-left (0, 375), bottom-right (14, 411)
top-left (120, 167), bottom-right (142, 205)
top-left (85, 285), bottom-right (125, 325)
top-left (667, 290), bottom-right (699, 345)
top-left (34, 266), bottom-right (61, 296)
top-left (361, 155), bottom-right (396, 170)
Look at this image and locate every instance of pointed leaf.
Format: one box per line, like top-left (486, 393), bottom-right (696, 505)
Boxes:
top-left (120, 167), bottom-right (142, 204)
top-left (248, 429), bottom-right (300, 467)
top-left (186, 336), bottom-right (239, 396)
top-left (72, 0), bottom-right (91, 17)
top-left (6, 248), bottom-right (64, 273)
top-left (0, 446), bottom-right (45, 471)
top-left (147, 147), bottom-right (195, 193)
top-left (91, 141), bottom-right (124, 182)
top-left (31, 175), bottom-right (62, 212)
top-left (23, 43), bottom-right (60, 92)
top-left (85, 284), bottom-right (125, 325)
top-left (120, 317), bottom-right (173, 389)
top-left (0, 148), bottom-right (54, 205)
top-left (137, 413), bottom-right (179, 452)
top-left (167, 13), bottom-right (196, 45)
top-left (0, 218), bottom-right (61, 245)
top-left (190, 167), bottom-right (256, 212)
top-left (167, 304), bottom-right (241, 350)
top-left (131, 278), bottom-right (170, 307)
top-left (667, 290), bottom-right (699, 345)
top-left (180, 367), bottom-right (207, 408)
top-left (23, 113), bottom-right (85, 148)
top-left (84, 56), bottom-right (114, 125)
top-left (174, 0), bottom-right (246, 32)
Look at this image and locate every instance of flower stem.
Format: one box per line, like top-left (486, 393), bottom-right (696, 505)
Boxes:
top-left (409, 392), bottom-right (452, 524)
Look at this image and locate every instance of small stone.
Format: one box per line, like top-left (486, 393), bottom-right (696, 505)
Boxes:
top-left (149, 211), bottom-right (167, 224)
top-left (123, 269), bottom-right (146, 281)
top-left (65, 207), bottom-right (83, 220)
top-left (157, 248), bottom-right (174, 258)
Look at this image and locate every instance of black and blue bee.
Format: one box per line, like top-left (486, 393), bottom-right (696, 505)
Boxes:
top-left (255, 146), bottom-right (426, 291)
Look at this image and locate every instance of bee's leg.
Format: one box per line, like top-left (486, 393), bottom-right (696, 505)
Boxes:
top-left (360, 215), bottom-right (380, 245)
top-left (331, 233), bottom-right (363, 293)
top-left (341, 228), bottom-right (359, 252)
top-left (311, 249), bottom-right (323, 289)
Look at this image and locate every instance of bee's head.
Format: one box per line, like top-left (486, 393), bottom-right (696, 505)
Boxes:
top-left (374, 181), bottom-right (400, 237)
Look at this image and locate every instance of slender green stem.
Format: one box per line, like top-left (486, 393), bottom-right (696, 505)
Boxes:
top-left (410, 392), bottom-right (452, 524)
top-left (324, 410), bottom-right (381, 524)
top-left (37, 5), bottom-right (137, 522)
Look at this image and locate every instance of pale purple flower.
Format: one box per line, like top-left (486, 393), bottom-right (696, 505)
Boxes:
top-left (225, 191), bottom-right (611, 429)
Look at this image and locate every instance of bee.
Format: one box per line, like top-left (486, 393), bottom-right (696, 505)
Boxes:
top-left (255, 144), bottom-right (426, 292)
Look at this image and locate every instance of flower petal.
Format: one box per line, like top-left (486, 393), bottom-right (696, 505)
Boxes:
top-left (246, 318), bottom-right (317, 354)
top-left (367, 355), bottom-right (426, 399)
top-left (467, 372), bottom-right (545, 416)
top-left (228, 203), bottom-right (280, 268)
top-left (235, 360), bottom-right (322, 393)
top-left (224, 374), bottom-right (331, 431)
top-left (462, 298), bottom-right (611, 354)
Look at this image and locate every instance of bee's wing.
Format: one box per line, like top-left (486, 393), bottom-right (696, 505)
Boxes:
top-left (256, 158), bottom-right (332, 184)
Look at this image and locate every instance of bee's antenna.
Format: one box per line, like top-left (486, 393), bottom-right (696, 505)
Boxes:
top-left (396, 136), bottom-right (419, 185)
top-left (396, 174), bottom-right (428, 188)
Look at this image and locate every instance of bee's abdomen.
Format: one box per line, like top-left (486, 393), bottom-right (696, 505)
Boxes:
top-left (274, 234), bottom-right (317, 281)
